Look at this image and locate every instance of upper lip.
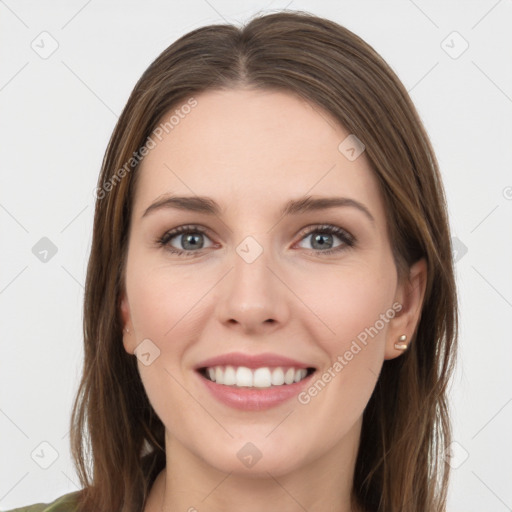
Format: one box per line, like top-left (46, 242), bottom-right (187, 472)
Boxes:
top-left (194, 352), bottom-right (315, 370)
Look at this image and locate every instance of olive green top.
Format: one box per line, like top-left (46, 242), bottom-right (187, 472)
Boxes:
top-left (2, 491), bottom-right (82, 512)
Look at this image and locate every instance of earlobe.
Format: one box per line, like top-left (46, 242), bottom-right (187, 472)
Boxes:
top-left (394, 334), bottom-right (408, 351)
top-left (384, 258), bottom-right (428, 360)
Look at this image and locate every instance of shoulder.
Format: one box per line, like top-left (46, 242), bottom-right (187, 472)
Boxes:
top-left (2, 490), bottom-right (82, 512)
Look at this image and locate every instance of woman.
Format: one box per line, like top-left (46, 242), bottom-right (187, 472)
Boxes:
top-left (8, 10), bottom-right (458, 512)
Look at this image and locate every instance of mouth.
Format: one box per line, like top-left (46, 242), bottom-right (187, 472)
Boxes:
top-left (197, 365), bottom-right (316, 388)
top-left (194, 352), bottom-right (318, 409)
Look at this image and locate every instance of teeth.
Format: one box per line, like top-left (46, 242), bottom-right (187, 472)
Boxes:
top-left (236, 366), bottom-right (253, 387)
top-left (223, 365), bottom-right (236, 385)
top-left (203, 366), bottom-right (309, 387)
top-left (284, 368), bottom-right (295, 385)
top-left (253, 368), bottom-right (272, 388)
top-left (271, 367), bottom-right (285, 385)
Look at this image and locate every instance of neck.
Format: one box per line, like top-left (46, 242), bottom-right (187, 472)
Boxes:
top-left (145, 418), bottom-right (363, 512)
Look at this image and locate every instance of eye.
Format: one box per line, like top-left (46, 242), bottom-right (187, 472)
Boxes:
top-left (156, 223), bottom-right (356, 257)
top-left (295, 224), bottom-right (355, 255)
top-left (157, 225), bottom-right (215, 257)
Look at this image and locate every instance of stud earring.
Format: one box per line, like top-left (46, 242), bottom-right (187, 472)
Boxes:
top-left (394, 334), bottom-right (408, 351)
top-left (124, 327), bottom-right (130, 334)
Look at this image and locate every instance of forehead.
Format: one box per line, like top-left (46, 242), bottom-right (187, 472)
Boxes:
top-left (133, 88), bottom-right (384, 221)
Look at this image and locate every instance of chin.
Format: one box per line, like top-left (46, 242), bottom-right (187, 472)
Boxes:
top-left (191, 433), bottom-right (310, 478)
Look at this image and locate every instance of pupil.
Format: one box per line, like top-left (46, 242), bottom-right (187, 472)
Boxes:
top-left (183, 233), bottom-right (203, 250)
top-left (313, 233), bottom-right (333, 250)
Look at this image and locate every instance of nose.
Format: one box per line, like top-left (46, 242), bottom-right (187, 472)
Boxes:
top-left (215, 237), bottom-right (291, 335)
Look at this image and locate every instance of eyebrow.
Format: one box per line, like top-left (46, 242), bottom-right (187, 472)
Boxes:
top-left (142, 194), bottom-right (375, 222)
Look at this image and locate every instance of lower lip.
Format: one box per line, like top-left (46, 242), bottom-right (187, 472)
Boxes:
top-left (197, 371), bottom-right (315, 411)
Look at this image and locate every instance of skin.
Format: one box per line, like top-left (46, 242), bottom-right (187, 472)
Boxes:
top-left (120, 88), bottom-right (427, 512)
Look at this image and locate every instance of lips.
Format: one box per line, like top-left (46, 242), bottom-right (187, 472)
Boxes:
top-left (194, 352), bottom-right (317, 410)
top-left (194, 351), bottom-right (314, 370)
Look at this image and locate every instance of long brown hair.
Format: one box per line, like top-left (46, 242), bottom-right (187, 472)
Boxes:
top-left (70, 11), bottom-right (458, 512)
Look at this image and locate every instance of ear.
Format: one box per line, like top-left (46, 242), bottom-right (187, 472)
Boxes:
top-left (119, 289), bottom-right (136, 355)
top-left (384, 258), bottom-right (427, 360)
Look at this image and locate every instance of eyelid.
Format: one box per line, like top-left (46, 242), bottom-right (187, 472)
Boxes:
top-left (157, 223), bottom-right (356, 256)
top-left (158, 224), bottom-right (215, 249)
top-left (295, 224), bottom-right (354, 243)
top-left (293, 224), bottom-right (355, 252)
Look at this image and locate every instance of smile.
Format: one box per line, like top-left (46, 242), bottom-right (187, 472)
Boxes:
top-left (199, 365), bottom-right (315, 388)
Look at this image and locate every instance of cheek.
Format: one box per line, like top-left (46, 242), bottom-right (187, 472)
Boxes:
top-left (124, 262), bottom-right (211, 440)
top-left (294, 260), bottom-right (396, 347)
top-left (127, 258), bottom-right (210, 343)
top-left (289, 263), bottom-right (395, 413)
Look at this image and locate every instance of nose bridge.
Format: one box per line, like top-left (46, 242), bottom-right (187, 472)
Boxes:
top-left (215, 232), bottom-right (290, 331)
top-left (231, 232), bottom-right (278, 305)
top-left (235, 235), bottom-right (272, 288)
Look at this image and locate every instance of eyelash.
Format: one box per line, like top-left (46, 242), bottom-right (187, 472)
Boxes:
top-left (156, 224), bottom-right (356, 258)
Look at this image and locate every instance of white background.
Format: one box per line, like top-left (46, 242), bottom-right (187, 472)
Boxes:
top-left (1, 1), bottom-right (511, 511)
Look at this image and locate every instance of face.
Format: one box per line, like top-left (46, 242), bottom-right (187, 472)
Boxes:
top-left (120, 88), bottom-right (425, 477)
